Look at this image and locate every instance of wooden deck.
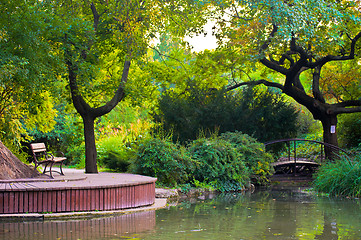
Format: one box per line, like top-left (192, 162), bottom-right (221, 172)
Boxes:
top-left (0, 169), bottom-right (157, 214)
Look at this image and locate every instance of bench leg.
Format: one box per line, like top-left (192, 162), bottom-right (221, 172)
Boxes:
top-left (59, 161), bottom-right (64, 175)
top-left (48, 162), bottom-right (55, 178)
top-left (48, 161), bottom-right (65, 178)
top-left (42, 162), bottom-right (51, 175)
top-left (35, 161), bottom-right (65, 178)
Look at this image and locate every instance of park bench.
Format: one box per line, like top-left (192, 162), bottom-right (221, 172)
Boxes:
top-left (30, 143), bottom-right (66, 178)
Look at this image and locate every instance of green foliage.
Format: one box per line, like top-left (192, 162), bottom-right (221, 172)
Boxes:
top-left (97, 100), bottom-right (155, 141)
top-left (96, 100), bottom-right (155, 170)
top-left (131, 137), bottom-right (193, 186)
top-left (155, 85), bottom-right (299, 144)
top-left (219, 131), bottom-right (274, 185)
top-left (295, 106), bottom-right (322, 136)
top-left (0, 1), bottom-right (63, 147)
top-left (313, 153), bottom-right (361, 197)
top-left (191, 178), bottom-right (215, 191)
top-left (208, 0), bottom-right (361, 59)
top-left (338, 113), bottom-right (361, 149)
top-left (0, 138), bottom-right (28, 164)
top-left (102, 151), bottom-right (131, 173)
top-left (96, 136), bottom-right (130, 168)
top-left (154, 84), bottom-right (233, 143)
top-left (27, 105), bottom-right (84, 165)
top-left (274, 133), bottom-right (324, 163)
top-left (188, 137), bottom-right (250, 192)
top-left (235, 87), bottom-right (299, 143)
top-left (106, 130), bottom-right (273, 190)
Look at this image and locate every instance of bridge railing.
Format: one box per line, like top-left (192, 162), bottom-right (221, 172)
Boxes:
top-left (264, 138), bottom-right (350, 164)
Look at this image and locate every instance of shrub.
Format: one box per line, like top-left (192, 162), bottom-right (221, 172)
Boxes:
top-left (128, 132), bottom-right (273, 191)
top-left (96, 135), bottom-right (133, 168)
top-left (131, 137), bottom-right (193, 186)
top-left (338, 112), bottom-right (361, 148)
top-left (219, 131), bottom-right (274, 185)
top-left (154, 86), bottom-right (235, 143)
top-left (102, 150), bottom-right (131, 172)
top-left (313, 153), bottom-right (361, 197)
top-left (188, 137), bottom-right (250, 192)
top-left (235, 87), bottom-right (299, 143)
top-left (154, 85), bottom-right (299, 144)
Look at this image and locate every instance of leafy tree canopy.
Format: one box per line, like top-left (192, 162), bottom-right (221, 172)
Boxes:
top-left (0, 0), bottom-right (63, 146)
top-left (185, 0), bottom-right (361, 153)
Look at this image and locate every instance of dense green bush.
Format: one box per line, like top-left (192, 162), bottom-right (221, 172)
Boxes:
top-left (131, 137), bottom-right (193, 186)
top-left (313, 153), bottom-right (361, 197)
top-left (338, 112), bottom-right (361, 148)
top-left (154, 86), bottom-right (235, 143)
top-left (188, 137), bottom-right (250, 191)
top-left (235, 87), bottom-right (299, 143)
top-left (219, 131), bottom-right (274, 185)
top-left (155, 85), bottom-right (299, 144)
top-left (96, 135), bottom-right (134, 169)
top-left (102, 150), bottom-right (131, 172)
top-left (109, 131), bottom-right (274, 191)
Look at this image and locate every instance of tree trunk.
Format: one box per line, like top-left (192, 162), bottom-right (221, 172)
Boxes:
top-left (320, 114), bottom-right (339, 160)
top-left (83, 116), bottom-right (98, 173)
top-left (0, 140), bottom-right (39, 179)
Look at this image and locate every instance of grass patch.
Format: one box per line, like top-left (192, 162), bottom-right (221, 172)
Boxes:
top-left (313, 153), bottom-right (361, 197)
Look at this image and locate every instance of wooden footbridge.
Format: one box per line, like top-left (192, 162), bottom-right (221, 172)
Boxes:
top-left (264, 138), bottom-right (349, 176)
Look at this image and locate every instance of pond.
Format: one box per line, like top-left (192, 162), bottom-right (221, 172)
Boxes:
top-left (1, 187), bottom-right (361, 240)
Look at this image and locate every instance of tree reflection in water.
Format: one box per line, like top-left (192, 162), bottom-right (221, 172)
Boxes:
top-left (0, 210), bottom-right (155, 240)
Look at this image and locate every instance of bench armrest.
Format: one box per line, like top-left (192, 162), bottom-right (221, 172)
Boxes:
top-left (56, 151), bottom-right (65, 157)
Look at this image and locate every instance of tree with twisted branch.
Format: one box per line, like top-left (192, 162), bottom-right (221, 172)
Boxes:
top-left (205, 0), bottom-right (361, 157)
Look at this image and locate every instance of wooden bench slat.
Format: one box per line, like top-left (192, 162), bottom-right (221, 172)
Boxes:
top-left (30, 143), bottom-right (46, 149)
top-left (32, 149), bottom-right (47, 153)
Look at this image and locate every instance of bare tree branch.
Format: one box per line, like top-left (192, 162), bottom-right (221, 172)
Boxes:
top-left (260, 58), bottom-right (289, 74)
top-left (309, 31), bottom-right (361, 68)
top-left (328, 106), bottom-right (361, 115)
top-left (312, 66), bottom-right (326, 103)
top-left (226, 79), bottom-right (284, 91)
top-left (332, 99), bottom-right (361, 108)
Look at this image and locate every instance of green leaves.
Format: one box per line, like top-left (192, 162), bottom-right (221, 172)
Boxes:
top-left (130, 131), bottom-right (273, 190)
top-left (132, 136), bottom-right (193, 186)
top-left (155, 85), bottom-right (299, 143)
top-left (207, 0), bottom-right (361, 59)
top-left (0, 0), bottom-right (62, 144)
top-left (189, 137), bottom-right (250, 191)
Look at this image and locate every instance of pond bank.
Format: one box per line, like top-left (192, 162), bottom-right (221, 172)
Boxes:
top-left (156, 174), bottom-right (315, 201)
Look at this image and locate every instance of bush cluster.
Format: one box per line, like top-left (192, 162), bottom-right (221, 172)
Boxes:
top-left (154, 85), bottom-right (299, 144)
top-left (188, 137), bottom-right (250, 191)
top-left (219, 131), bottom-right (274, 185)
top-left (104, 131), bottom-right (274, 192)
top-left (338, 112), bottom-right (361, 149)
top-left (131, 137), bottom-right (193, 186)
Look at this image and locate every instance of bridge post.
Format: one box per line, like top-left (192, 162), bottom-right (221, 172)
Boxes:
top-left (287, 142), bottom-right (291, 162)
top-left (293, 140), bottom-right (297, 176)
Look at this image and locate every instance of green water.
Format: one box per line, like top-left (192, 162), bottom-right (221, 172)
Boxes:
top-left (1, 187), bottom-right (361, 239)
top-left (142, 188), bottom-right (361, 240)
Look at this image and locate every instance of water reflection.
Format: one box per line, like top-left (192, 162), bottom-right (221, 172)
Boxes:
top-left (1, 188), bottom-right (361, 240)
top-left (0, 211), bottom-right (155, 240)
top-left (144, 188), bottom-right (361, 240)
